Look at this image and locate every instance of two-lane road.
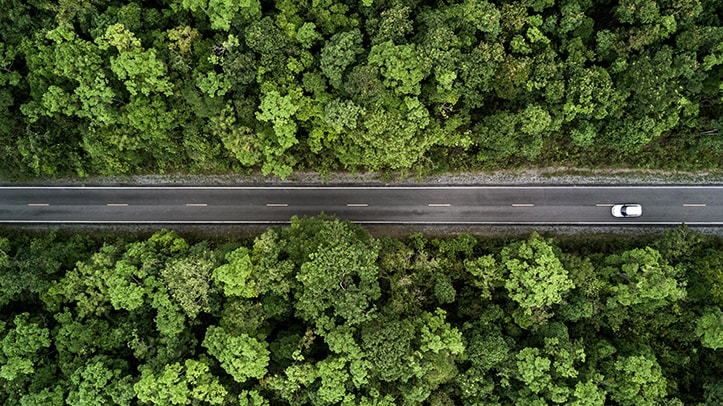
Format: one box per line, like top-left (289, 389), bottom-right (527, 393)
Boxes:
top-left (1, 186), bottom-right (721, 225)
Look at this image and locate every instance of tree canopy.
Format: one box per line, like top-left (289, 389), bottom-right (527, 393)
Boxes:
top-left (0, 219), bottom-right (721, 404)
top-left (0, 0), bottom-right (721, 178)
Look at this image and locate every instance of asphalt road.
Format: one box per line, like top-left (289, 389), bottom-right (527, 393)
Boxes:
top-left (0, 186), bottom-right (721, 225)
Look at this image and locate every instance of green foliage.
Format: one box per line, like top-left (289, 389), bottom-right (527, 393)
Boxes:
top-left (96, 24), bottom-right (173, 97)
top-left (320, 29), bottom-right (363, 90)
top-left (368, 41), bottom-right (426, 96)
top-left (502, 233), bottom-right (575, 322)
top-left (288, 217), bottom-right (381, 331)
top-left (134, 358), bottom-right (227, 405)
top-left (161, 248), bottom-right (216, 319)
top-left (212, 247), bottom-right (257, 298)
top-left (202, 325), bottom-right (270, 383)
top-left (608, 353), bottom-right (668, 406)
top-left (179, 0), bottom-right (261, 31)
top-left (1, 0), bottom-right (721, 177)
top-left (2, 218), bottom-right (722, 405)
top-left (604, 247), bottom-right (686, 312)
top-left (0, 313), bottom-right (51, 380)
top-left (695, 306), bottom-right (723, 349)
top-left (66, 356), bottom-right (134, 406)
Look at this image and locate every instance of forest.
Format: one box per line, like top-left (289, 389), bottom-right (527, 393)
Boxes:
top-left (0, 0), bottom-right (721, 178)
top-left (0, 217), bottom-right (721, 405)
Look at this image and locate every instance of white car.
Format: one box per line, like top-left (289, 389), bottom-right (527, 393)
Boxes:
top-left (611, 204), bottom-right (642, 218)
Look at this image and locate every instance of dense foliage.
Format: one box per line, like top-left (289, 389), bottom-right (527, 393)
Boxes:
top-left (1, 218), bottom-right (721, 405)
top-left (0, 0), bottom-right (721, 178)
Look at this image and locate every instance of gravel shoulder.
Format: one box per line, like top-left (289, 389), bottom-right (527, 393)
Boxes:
top-left (3, 167), bottom-right (723, 186)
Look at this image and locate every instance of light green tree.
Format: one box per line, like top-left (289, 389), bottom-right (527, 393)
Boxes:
top-left (134, 358), bottom-right (228, 405)
top-left (0, 313), bottom-right (51, 381)
top-left (66, 356), bottom-right (134, 406)
top-left (294, 223), bottom-right (381, 331)
top-left (368, 41), bottom-right (426, 96)
top-left (202, 325), bottom-right (270, 383)
top-left (608, 353), bottom-right (668, 406)
top-left (212, 247), bottom-right (257, 298)
top-left (502, 233), bottom-right (575, 324)
top-left (161, 248), bottom-right (217, 319)
top-left (604, 247), bottom-right (686, 313)
top-left (320, 29), bottom-right (363, 89)
top-left (255, 88), bottom-right (301, 177)
top-left (695, 306), bottom-right (723, 349)
top-left (177, 0), bottom-right (261, 31)
top-left (96, 23), bottom-right (173, 97)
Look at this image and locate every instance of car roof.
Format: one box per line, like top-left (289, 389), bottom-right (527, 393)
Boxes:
top-left (625, 204), bottom-right (642, 215)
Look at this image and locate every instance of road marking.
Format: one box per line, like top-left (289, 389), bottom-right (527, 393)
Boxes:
top-left (683, 203), bottom-right (706, 207)
top-left (428, 203), bottom-right (451, 207)
top-left (186, 203), bottom-right (208, 207)
top-left (512, 204), bottom-right (534, 207)
top-left (596, 203), bottom-right (614, 207)
top-left (107, 203), bottom-right (128, 207)
top-left (27, 203), bottom-right (49, 207)
top-left (266, 203), bottom-right (288, 207)
top-left (347, 203), bottom-right (369, 207)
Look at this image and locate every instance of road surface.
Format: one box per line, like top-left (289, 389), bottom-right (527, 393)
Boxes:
top-left (0, 186), bottom-right (721, 225)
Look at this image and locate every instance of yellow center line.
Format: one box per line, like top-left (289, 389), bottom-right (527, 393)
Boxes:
top-left (266, 203), bottom-right (288, 207)
top-left (512, 203), bottom-right (535, 207)
top-left (346, 203), bottom-right (369, 207)
top-left (596, 203), bottom-right (614, 207)
top-left (27, 203), bottom-right (50, 207)
top-left (682, 203), bottom-right (706, 207)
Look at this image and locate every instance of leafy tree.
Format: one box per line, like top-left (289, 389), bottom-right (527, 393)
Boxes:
top-left (66, 356), bottom-right (134, 406)
top-left (255, 88), bottom-right (301, 177)
top-left (177, 0), bottom-right (261, 31)
top-left (607, 353), bottom-right (669, 406)
top-left (202, 325), bottom-right (270, 383)
top-left (161, 245), bottom-right (217, 319)
top-left (212, 247), bottom-right (257, 298)
top-left (368, 40), bottom-right (426, 96)
top-left (96, 23), bottom-right (173, 97)
top-left (367, 2), bottom-right (414, 45)
top-left (361, 318), bottom-right (415, 382)
top-left (0, 313), bottom-right (51, 381)
top-left (603, 247), bottom-right (686, 313)
top-left (464, 254), bottom-right (504, 301)
top-left (695, 306), bottom-right (723, 349)
top-left (335, 101), bottom-right (437, 170)
top-left (292, 218), bottom-right (381, 331)
top-left (43, 243), bottom-right (119, 318)
top-left (501, 233), bottom-right (575, 325)
top-left (134, 358), bottom-right (228, 405)
top-left (461, 0), bottom-right (502, 40)
top-left (323, 98), bottom-right (364, 132)
top-left (320, 29), bottom-right (363, 90)
top-left (106, 259), bottom-right (147, 312)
